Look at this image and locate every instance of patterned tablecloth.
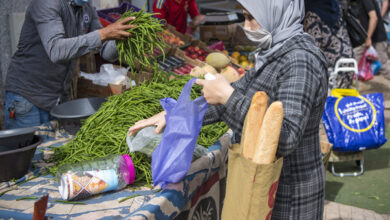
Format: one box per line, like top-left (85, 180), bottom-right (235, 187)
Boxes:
top-left (0, 122), bottom-right (231, 219)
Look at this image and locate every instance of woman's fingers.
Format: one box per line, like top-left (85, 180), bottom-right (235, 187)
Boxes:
top-left (129, 120), bottom-right (152, 136)
top-left (155, 122), bottom-right (165, 134)
top-left (129, 111), bottom-right (167, 136)
top-left (195, 79), bottom-right (206, 86)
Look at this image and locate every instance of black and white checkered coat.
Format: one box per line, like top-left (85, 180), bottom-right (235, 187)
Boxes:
top-left (203, 34), bottom-right (329, 220)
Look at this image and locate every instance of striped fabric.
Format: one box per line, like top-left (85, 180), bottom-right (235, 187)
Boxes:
top-left (203, 34), bottom-right (329, 220)
top-left (156, 0), bottom-right (166, 9)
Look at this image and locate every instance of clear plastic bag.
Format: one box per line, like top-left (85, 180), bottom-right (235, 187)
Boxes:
top-left (126, 126), bottom-right (163, 157)
top-left (365, 46), bottom-right (379, 61)
top-left (126, 126), bottom-right (208, 159)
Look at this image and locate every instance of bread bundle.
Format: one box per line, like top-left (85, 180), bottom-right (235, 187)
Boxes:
top-left (241, 92), bottom-right (284, 164)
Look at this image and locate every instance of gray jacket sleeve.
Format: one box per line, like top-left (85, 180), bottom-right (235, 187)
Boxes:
top-left (202, 68), bottom-right (254, 126)
top-left (31, 0), bottom-right (117, 64)
top-left (89, 7), bottom-right (118, 62)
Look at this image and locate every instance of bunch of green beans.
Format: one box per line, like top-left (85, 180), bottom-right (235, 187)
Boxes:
top-left (49, 75), bottom-right (229, 185)
top-left (116, 8), bottom-right (166, 69)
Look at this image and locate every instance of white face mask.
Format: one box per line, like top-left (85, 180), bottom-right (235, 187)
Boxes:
top-left (241, 25), bottom-right (272, 50)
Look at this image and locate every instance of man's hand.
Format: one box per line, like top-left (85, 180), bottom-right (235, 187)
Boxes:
top-left (189, 15), bottom-right (205, 33)
top-left (98, 17), bottom-right (136, 42)
top-left (364, 37), bottom-right (372, 48)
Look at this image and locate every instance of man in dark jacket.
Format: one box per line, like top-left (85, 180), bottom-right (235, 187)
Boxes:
top-left (4, 0), bottom-right (135, 129)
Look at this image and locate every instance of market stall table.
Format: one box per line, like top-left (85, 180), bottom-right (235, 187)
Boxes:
top-left (0, 122), bottom-right (231, 219)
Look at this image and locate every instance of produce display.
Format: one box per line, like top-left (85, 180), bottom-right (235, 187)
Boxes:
top-left (231, 51), bottom-right (254, 69)
top-left (116, 8), bottom-right (166, 69)
top-left (184, 46), bottom-right (209, 61)
top-left (157, 56), bottom-right (195, 75)
top-left (49, 74), bottom-right (229, 185)
top-left (162, 30), bottom-right (185, 47)
top-left (230, 45), bottom-right (256, 69)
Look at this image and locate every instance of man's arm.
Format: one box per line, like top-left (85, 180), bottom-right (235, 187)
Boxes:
top-left (365, 10), bottom-right (378, 47)
top-left (381, 0), bottom-right (388, 17)
top-left (153, 0), bottom-right (167, 20)
top-left (188, 0), bottom-right (204, 33)
top-left (31, 0), bottom-right (133, 64)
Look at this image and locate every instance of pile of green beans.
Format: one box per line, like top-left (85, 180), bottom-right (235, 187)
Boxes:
top-left (116, 8), bottom-right (166, 69)
top-left (49, 75), bottom-right (228, 185)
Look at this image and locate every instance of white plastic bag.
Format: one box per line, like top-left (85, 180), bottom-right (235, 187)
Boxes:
top-left (80, 64), bottom-right (132, 88)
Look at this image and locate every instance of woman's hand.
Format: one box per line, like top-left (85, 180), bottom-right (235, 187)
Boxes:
top-left (128, 111), bottom-right (167, 136)
top-left (195, 74), bottom-right (235, 105)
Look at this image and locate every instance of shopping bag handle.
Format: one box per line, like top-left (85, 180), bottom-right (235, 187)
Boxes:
top-left (177, 78), bottom-right (206, 105)
top-left (331, 88), bottom-right (360, 98)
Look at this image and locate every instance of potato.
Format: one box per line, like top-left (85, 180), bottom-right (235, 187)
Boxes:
top-left (221, 66), bottom-right (240, 83)
top-left (190, 66), bottom-right (206, 77)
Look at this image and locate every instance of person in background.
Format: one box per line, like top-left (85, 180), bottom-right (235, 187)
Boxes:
top-left (353, 0), bottom-right (390, 79)
top-left (130, 0), bottom-right (329, 219)
top-left (153, 0), bottom-right (204, 34)
top-left (376, 0), bottom-right (389, 18)
top-left (303, 0), bottom-right (354, 88)
top-left (4, 0), bottom-right (136, 129)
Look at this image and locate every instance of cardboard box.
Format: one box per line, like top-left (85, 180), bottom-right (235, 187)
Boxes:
top-left (79, 53), bottom-right (97, 73)
top-left (77, 77), bottom-right (127, 98)
top-left (200, 23), bottom-right (238, 48)
top-left (128, 70), bottom-right (154, 85)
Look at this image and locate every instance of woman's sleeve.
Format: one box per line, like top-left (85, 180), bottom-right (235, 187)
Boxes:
top-left (275, 51), bottom-right (321, 157)
top-left (202, 70), bottom-right (254, 134)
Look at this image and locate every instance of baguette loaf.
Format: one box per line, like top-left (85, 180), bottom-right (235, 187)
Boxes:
top-left (241, 91), bottom-right (268, 160)
top-left (253, 101), bottom-right (283, 164)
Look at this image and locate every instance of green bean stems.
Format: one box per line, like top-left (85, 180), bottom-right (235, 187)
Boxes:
top-left (116, 8), bottom-right (166, 70)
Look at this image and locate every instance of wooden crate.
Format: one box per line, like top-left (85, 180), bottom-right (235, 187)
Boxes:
top-left (79, 53), bottom-right (97, 73)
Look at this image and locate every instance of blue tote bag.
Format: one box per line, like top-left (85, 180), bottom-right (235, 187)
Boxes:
top-left (322, 89), bottom-right (387, 152)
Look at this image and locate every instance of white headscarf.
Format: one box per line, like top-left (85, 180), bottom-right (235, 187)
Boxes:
top-left (238, 0), bottom-right (305, 71)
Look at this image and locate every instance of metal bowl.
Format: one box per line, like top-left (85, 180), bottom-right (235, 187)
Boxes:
top-left (0, 127), bottom-right (38, 152)
top-left (0, 135), bottom-right (43, 182)
top-left (50, 98), bottom-right (106, 135)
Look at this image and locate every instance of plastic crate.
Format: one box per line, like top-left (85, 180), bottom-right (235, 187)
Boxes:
top-left (99, 17), bottom-right (112, 27)
top-left (97, 2), bottom-right (140, 23)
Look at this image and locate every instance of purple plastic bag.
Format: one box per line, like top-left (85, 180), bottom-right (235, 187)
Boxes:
top-left (152, 78), bottom-right (208, 187)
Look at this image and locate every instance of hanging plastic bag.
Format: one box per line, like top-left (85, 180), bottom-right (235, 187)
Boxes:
top-left (371, 60), bottom-right (382, 75)
top-left (322, 89), bottom-right (387, 152)
top-left (357, 48), bottom-right (374, 81)
top-left (126, 126), bottom-right (208, 158)
top-left (152, 78), bottom-right (208, 187)
top-left (364, 46), bottom-right (380, 61)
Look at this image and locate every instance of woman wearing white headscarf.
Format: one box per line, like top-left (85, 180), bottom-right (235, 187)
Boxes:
top-left (130, 0), bottom-right (328, 219)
